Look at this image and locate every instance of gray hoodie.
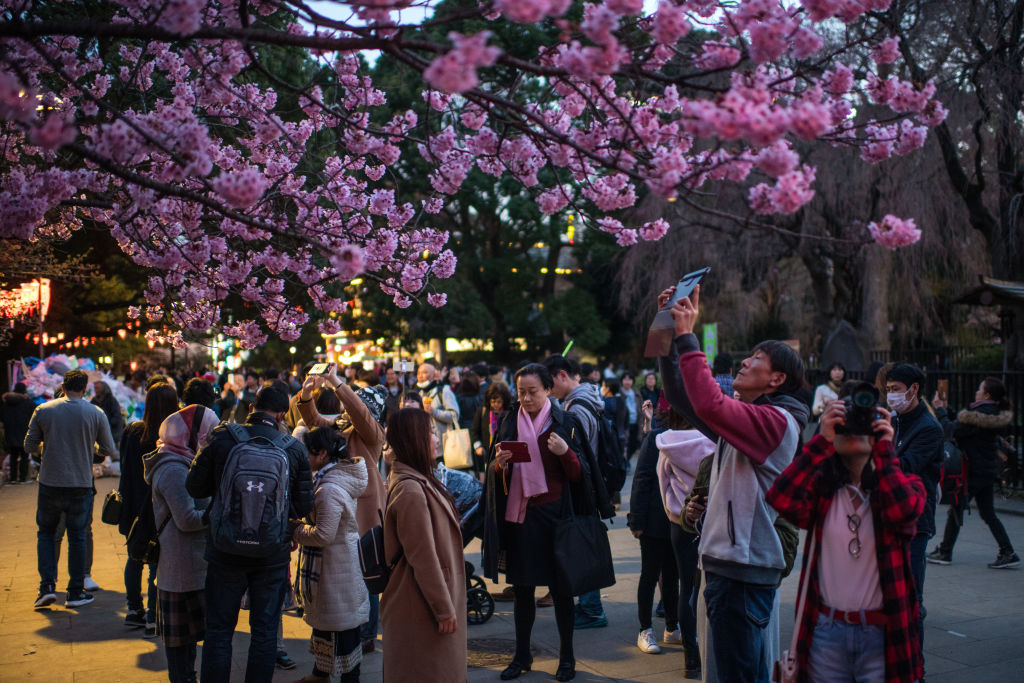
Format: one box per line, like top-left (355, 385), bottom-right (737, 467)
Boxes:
top-left (144, 449), bottom-right (210, 593)
top-left (564, 382), bottom-right (605, 454)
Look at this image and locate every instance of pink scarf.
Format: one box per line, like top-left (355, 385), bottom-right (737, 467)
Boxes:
top-left (505, 399), bottom-right (552, 523)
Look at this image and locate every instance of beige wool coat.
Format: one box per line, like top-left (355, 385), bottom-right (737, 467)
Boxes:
top-left (298, 382), bottom-right (386, 535)
top-left (381, 462), bottom-right (467, 682)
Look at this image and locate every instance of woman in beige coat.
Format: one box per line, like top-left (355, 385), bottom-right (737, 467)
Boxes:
top-left (381, 408), bottom-right (467, 682)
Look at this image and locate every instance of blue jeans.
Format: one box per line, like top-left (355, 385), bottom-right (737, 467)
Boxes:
top-left (576, 589), bottom-right (605, 619)
top-left (36, 485), bottom-right (93, 592)
top-left (200, 561), bottom-right (289, 683)
top-left (703, 572), bottom-right (774, 683)
top-left (124, 558), bottom-right (157, 619)
top-left (808, 612), bottom-right (885, 682)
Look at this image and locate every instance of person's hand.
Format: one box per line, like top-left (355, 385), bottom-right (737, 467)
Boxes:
top-left (631, 529), bottom-right (643, 538)
top-left (669, 285), bottom-right (700, 337)
top-left (819, 399), bottom-right (846, 443)
top-left (931, 392), bottom-right (947, 409)
top-left (685, 497), bottom-right (705, 524)
top-left (300, 374), bottom-right (321, 400)
top-left (871, 406), bottom-right (894, 443)
top-left (494, 444), bottom-right (512, 470)
top-left (423, 397), bottom-right (435, 414)
top-left (438, 616), bottom-right (458, 634)
top-left (475, 446), bottom-right (484, 457)
top-left (548, 432), bottom-right (568, 456)
top-left (325, 363), bottom-right (342, 388)
top-left (657, 286), bottom-right (675, 309)
top-left (641, 400), bottom-right (654, 421)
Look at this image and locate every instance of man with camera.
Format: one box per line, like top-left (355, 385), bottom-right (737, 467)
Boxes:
top-left (658, 286), bottom-right (808, 683)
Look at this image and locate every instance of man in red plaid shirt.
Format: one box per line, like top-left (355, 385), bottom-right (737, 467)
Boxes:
top-left (767, 384), bottom-right (925, 682)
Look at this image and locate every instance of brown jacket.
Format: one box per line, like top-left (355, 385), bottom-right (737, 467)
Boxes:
top-left (297, 382), bottom-right (386, 535)
top-left (381, 463), bottom-right (467, 682)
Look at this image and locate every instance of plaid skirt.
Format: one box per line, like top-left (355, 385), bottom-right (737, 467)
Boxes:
top-left (157, 589), bottom-right (205, 648)
top-left (310, 627), bottom-right (362, 676)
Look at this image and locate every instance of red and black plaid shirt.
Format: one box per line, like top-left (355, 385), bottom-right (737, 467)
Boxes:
top-left (766, 435), bottom-right (925, 683)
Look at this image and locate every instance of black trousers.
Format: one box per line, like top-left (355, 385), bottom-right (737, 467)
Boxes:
top-left (638, 534), bottom-right (678, 631)
top-left (939, 480), bottom-right (1014, 554)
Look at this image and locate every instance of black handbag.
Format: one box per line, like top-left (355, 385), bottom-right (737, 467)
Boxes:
top-left (126, 498), bottom-right (170, 564)
top-left (553, 485), bottom-right (615, 595)
top-left (101, 488), bottom-right (123, 525)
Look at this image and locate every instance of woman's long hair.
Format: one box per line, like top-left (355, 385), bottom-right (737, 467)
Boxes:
top-left (141, 383), bottom-right (181, 448)
top-left (386, 408), bottom-right (456, 514)
top-left (313, 386), bottom-right (341, 415)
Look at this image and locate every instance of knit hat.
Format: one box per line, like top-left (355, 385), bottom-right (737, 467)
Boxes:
top-left (886, 363), bottom-right (925, 389)
top-left (356, 385), bottom-right (388, 425)
top-left (158, 405), bottom-right (220, 461)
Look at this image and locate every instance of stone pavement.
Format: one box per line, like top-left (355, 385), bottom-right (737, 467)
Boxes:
top-left (1, 475), bottom-right (1022, 682)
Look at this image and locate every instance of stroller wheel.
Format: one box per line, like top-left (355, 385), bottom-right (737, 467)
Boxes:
top-left (467, 587), bottom-right (494, 625)
top-left (468, 575), bottom-right (487, 592)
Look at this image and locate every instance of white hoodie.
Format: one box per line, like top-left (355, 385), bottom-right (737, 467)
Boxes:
top-left (656, 429), bottom-right (715, 524)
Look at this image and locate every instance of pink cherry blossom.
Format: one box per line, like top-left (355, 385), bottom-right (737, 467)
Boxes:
top-left (871, 36), bottom-right (901, 65)
top-left (652, 0), bottom-right (691, 45)
top-left (212, 166), bottom-right (268, 209)
top-left (423, 32), bottom-right (501, 94)
top-left (868, 214), bottom-right (921, 248)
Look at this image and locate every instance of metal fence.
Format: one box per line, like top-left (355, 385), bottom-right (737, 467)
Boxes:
top-left (805, 367), bottom-right (1024, 490)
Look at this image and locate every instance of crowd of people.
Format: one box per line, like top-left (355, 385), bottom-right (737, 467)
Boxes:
top-left (2, 284), bottom-right (1019, 683)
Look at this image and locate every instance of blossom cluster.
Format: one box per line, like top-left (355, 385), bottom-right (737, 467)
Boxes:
top-left (0, 0), bottom-right (946, 344)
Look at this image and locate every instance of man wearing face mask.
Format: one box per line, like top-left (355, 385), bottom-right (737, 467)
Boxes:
top-left (885, 363), bottom-right (943, 659)
top-left (416, 362), bottom-right (460, 459)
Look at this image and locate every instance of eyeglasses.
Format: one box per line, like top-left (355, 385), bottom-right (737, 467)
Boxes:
top-left (847, 513), bottom-right (862, 559)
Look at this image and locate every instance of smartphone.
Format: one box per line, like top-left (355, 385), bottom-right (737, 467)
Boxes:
top-left (498, 441), bottom-right (531, 463)
top-left (397, 360), bottom-right (415, 372)
top-left (308, 362), bottom-right (334, 375)
top-left (661, 267), bottom-right (711, 310)
top-left (937, 379), bottom-right (949, 402)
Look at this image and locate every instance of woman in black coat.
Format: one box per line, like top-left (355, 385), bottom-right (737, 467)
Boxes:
top-left (627, 425), bottom-right (679, 654)
top-left (482, 364), bottom-right (611, 682)
top-left (470, 381), bottom-right (512, 478)
top-left (118, 382), bottom-right (180, 630)
top-left (930, 377), bottom-right (1019, 568)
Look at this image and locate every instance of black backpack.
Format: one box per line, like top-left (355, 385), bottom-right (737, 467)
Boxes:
top-left (208, 424), bottom-right (293, 558)
top-left (575, 402), bottom-right (628, 494)
top-left (358, 478), bottom-right (420, 594)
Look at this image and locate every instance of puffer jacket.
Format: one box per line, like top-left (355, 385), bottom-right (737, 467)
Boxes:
top-left (293, 458), bottom-right (370, 632)
top-left (938, 402), bottom-right (1013, 483)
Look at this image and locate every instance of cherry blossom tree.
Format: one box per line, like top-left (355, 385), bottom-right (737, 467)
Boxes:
top-left (0, 0), bottom-right (947, 347)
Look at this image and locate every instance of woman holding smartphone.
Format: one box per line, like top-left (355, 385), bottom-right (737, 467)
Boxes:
top-left (482, 364), bottom-right (602, 682)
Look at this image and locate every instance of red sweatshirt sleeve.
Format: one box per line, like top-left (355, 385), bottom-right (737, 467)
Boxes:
top-left (679, 350), bottom-right (789, 465)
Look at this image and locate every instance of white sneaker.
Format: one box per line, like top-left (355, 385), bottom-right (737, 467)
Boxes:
top-left (83, 576), bottom-right (100, 592)
top-left (664, 628), bottom-right (682, 644)
top-left (637, 628), bottom-right (661, 654)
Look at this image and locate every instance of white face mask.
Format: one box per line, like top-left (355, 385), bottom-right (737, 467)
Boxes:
top-left (887, 389), bottom-right (913, 414)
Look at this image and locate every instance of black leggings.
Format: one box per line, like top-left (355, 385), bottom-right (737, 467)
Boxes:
top-left (513, 585), bottom-right (575, 663)
top-left (670, 525), bottom-right (700, 650)
top-left (940, 480), bottom-right (1014, 553)
top-left (638, 535), bottom-right (678, 631)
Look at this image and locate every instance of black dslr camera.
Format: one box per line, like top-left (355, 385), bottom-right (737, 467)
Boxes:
top-left (835, 381), bottom-right (883, 436)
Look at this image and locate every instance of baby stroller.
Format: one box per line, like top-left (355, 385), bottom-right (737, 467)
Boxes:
top-left (461, 499), bottom-right (494, 624)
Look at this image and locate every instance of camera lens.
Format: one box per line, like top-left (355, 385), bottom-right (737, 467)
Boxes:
top-left (852, 391), bottom-right (875, 408)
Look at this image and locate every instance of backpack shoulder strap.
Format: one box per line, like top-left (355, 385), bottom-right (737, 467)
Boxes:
top-left (225, 422), bottom-right (250, 444)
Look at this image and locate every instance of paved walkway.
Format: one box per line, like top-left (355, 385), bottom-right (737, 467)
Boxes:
top-left (1, 475), bottom-right (1022, 682)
